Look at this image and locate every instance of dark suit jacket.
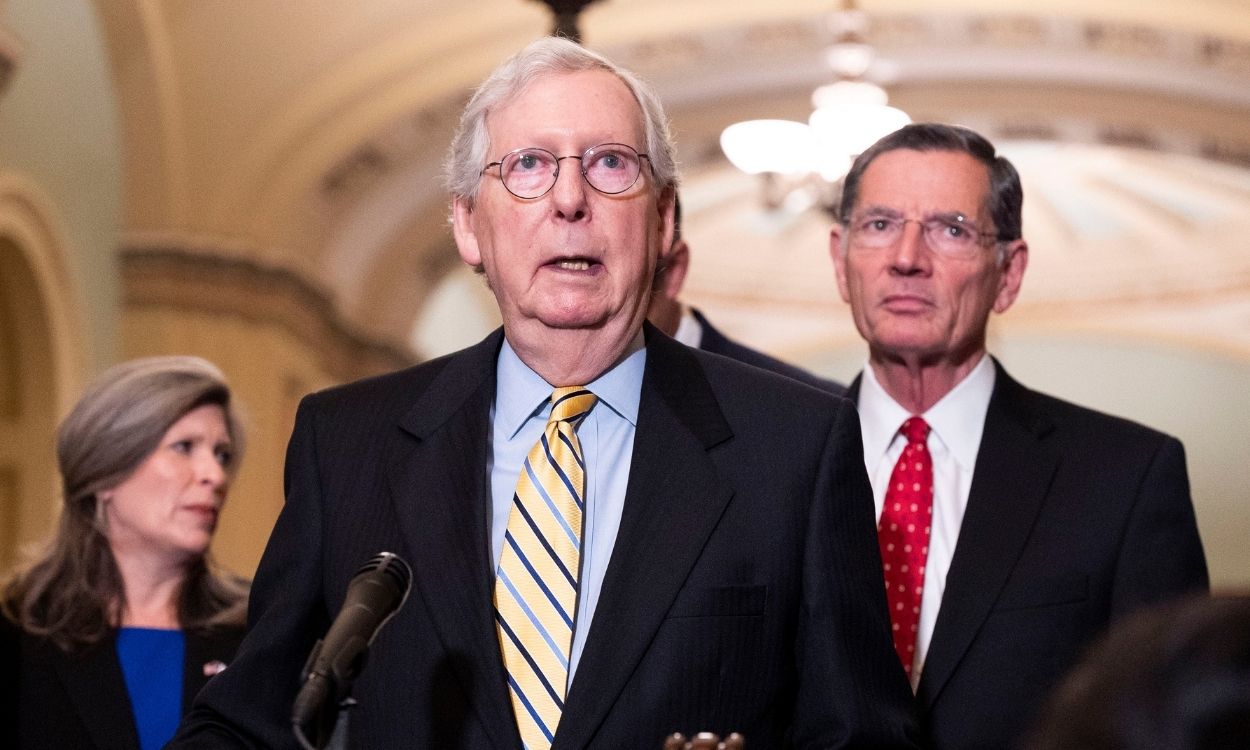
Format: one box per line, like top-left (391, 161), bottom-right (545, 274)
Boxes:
top-left (692, 309), bottom-right (845, 395)
top-left (849, 360), bottom-right (1209, 750)
top-left (172, 327), bottom-right (921, 749)
top-left (0, 618), bottom-right (243, 749)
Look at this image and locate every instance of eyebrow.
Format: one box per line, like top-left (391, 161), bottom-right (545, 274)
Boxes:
top-left (855, 204), bottom-right (903, 218)
top-left (855, 206), bottom-right (980, 224)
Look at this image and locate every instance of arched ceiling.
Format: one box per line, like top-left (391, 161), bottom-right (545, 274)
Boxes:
top-left (678, 143), bottom-right (1250, 359)
top-left (92, 0), bottom-right (1250, 359)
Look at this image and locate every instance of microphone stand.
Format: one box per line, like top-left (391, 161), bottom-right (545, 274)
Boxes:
top-left (292, 693), bottom-right (354, 750)
top-left (290, 551), bottom-right (412, 750)
top-left (292, 637), bottom-right (357, 750)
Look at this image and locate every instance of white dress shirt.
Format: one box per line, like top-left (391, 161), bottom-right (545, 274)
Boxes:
top-left (671, 305), bottom-right (703, 347)
top-left (855, 354), bottom-right (996, 688)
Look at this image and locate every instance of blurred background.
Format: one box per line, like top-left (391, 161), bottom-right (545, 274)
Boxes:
top-left (1, 0), bottom-right (1247, 588)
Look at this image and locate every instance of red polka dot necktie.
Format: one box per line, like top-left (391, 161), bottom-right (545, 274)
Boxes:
top-left (878, 416), bottom-right (933, 680)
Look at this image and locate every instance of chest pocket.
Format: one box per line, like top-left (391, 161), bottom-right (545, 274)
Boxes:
top-left (994, 573), bottom-right (1088, 612)
top-left (667, 584), bottom-right (767, 618)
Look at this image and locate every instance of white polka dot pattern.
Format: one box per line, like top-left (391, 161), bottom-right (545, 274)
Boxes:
top-left (877, 416), bottom-right (933, 680)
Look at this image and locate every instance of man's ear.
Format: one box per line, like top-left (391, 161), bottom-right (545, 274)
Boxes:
top-left (657, 187), bottom-right (677, 255)
top-left (829, 223), bottom-right (852, 304)
top-left (658, 238), bottom-right (690, 300)
top-left (993, 239), bottom-right (1029, 314)
top-left (452, 196), bottom-right (482, 268)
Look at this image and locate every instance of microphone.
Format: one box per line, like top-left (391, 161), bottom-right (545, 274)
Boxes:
top-left (292, 551), bottom-right (412, 749)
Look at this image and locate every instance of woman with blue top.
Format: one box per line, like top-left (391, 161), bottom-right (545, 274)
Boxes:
top-left (1, 356), bottom-right (250, 750)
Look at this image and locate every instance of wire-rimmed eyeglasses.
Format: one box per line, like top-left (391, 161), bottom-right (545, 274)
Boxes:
top-left (846, 211), bottom-right (1005, 259)
top-left (481, 143), bottom-right (652, 199)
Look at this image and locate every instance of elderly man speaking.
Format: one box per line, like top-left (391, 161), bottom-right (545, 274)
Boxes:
top-left (170, 38), bottom-right (918, 750)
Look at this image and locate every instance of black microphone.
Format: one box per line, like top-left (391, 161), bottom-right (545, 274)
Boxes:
top-left (292, 551), bottom-right (412, 749)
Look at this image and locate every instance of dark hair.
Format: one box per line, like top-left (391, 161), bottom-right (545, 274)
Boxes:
top-left (1024, 594), bottom-right (1250, 750)
top-left (2, 356), bottom-right (249, 651)
top-left (838, 123), bottom-right (1023, 242)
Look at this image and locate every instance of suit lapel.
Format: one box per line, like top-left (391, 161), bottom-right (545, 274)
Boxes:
top-left (916, 362), bottom-right (1058, 708)
top-left (846, 374), bottom-right (863, 403)
top-left (554, 329), bottom-right (735, 750)
top-left (689, 307), bottom-right (731, 356)
top-left (54, 638), bottom-right (141, 750)
top-left (181, 628), bottom-right (243, 714)
top-left (387, 329), bottom-right (519, 748)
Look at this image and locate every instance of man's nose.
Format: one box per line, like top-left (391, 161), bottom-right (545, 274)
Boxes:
top-left (549, 157), bottom-right (589, 221)
top-left (889, 220), bottom-right (930, 274)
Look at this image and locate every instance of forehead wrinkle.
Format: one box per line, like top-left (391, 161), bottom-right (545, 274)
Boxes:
top-left (486, 72), bottom-right (645, 157)
top-left (855, 203), bottom-right (904, 218)
top-left (857, 197), bottom-right (994, 230)
top-left (860, 150), bottom-right (993, 213)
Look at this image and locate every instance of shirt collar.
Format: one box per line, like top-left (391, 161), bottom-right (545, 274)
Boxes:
top-left (925, 355), bottom-right (996, 469)
top-left (858, 354), bottom-right (996, 469)
top-left (495, 330), bottom-right (646, 438)
top-left (672, 305), bottom-right (703, 348)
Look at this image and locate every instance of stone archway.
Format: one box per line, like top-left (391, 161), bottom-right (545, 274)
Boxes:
top-left (0, 237), bottom-right (59, 568)
top-left (0, 178), bottom-right (88, 571)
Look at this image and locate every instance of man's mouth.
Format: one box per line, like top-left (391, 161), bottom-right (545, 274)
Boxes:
top-left (882, 293), bottom-right (932, 312)
top-left (546, 256), bottom-right (599, 272)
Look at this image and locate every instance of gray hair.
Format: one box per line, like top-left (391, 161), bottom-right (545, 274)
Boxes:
top-left (59, 355), bottom-right (245, 505)
top-left (443, 36), bottom-right (678, 203)
top-left (3, 355), bottom-right (248, 650)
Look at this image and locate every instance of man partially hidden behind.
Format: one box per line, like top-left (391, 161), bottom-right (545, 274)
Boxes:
top-left (647, 196), bottom-right (844, 394)
top-left (829, 122), bottom-right (1208, 750)
top-left (169, 38), bottom-right (920, 749)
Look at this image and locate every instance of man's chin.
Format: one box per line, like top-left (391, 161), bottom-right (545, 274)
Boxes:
top-left (872, 329), bottom-right (939, 352)
top-left (540, 316), bottom-right (609, 331)
top-left (532, 305), bottom-right (613, 331)
top-left (872, 337), bottom-right (948, 364)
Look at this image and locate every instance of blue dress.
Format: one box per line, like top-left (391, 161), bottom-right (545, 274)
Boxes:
top-left (116, 627), bottom-right (185, 750)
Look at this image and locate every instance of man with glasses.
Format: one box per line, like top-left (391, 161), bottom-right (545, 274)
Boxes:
top-left (172, 38), bottom-right (919, 749)
top-left (648, 196), bottom-right (845, 394)
top-left (829, 122), bottom-right (1208, 750)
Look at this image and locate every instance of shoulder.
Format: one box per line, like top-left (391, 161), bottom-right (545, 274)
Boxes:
top-left (0, 614), bottom-right (19, 673)
top-left (303, 350), bottom-right (465, 412)
top-left (655, 328), bottom-right (845, 405)
top-left (680, 341), bottom-right (858, 441)
top-left (734, 347), bottom-right (845, 395)
top-left (298, 331), bottom-right (501, 421)
top-left (692, 310), bottom-right (844, 395)
top-left (994, 365), bottom-right (1181, 455)
top-left (696, 345), bottom-right (845, 404)
top-left (0, 612), bottom-right (18, 642)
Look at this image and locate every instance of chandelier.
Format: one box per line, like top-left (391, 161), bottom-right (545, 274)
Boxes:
top-left (720, 1), bottom-right (909, 213)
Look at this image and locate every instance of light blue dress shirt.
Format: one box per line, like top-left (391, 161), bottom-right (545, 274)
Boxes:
top-left (489, 333), bottom-right (644, 691)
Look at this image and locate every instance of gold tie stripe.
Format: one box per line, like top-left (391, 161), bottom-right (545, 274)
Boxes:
top-left (494, 387), bottom-right (597, 750)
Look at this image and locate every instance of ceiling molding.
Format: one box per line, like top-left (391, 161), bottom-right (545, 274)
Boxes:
top-left (121, 244), bottom-right (416, 379)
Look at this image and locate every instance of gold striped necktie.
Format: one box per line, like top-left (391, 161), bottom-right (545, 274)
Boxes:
top-left (494, 386), bottom-right (598, 749)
